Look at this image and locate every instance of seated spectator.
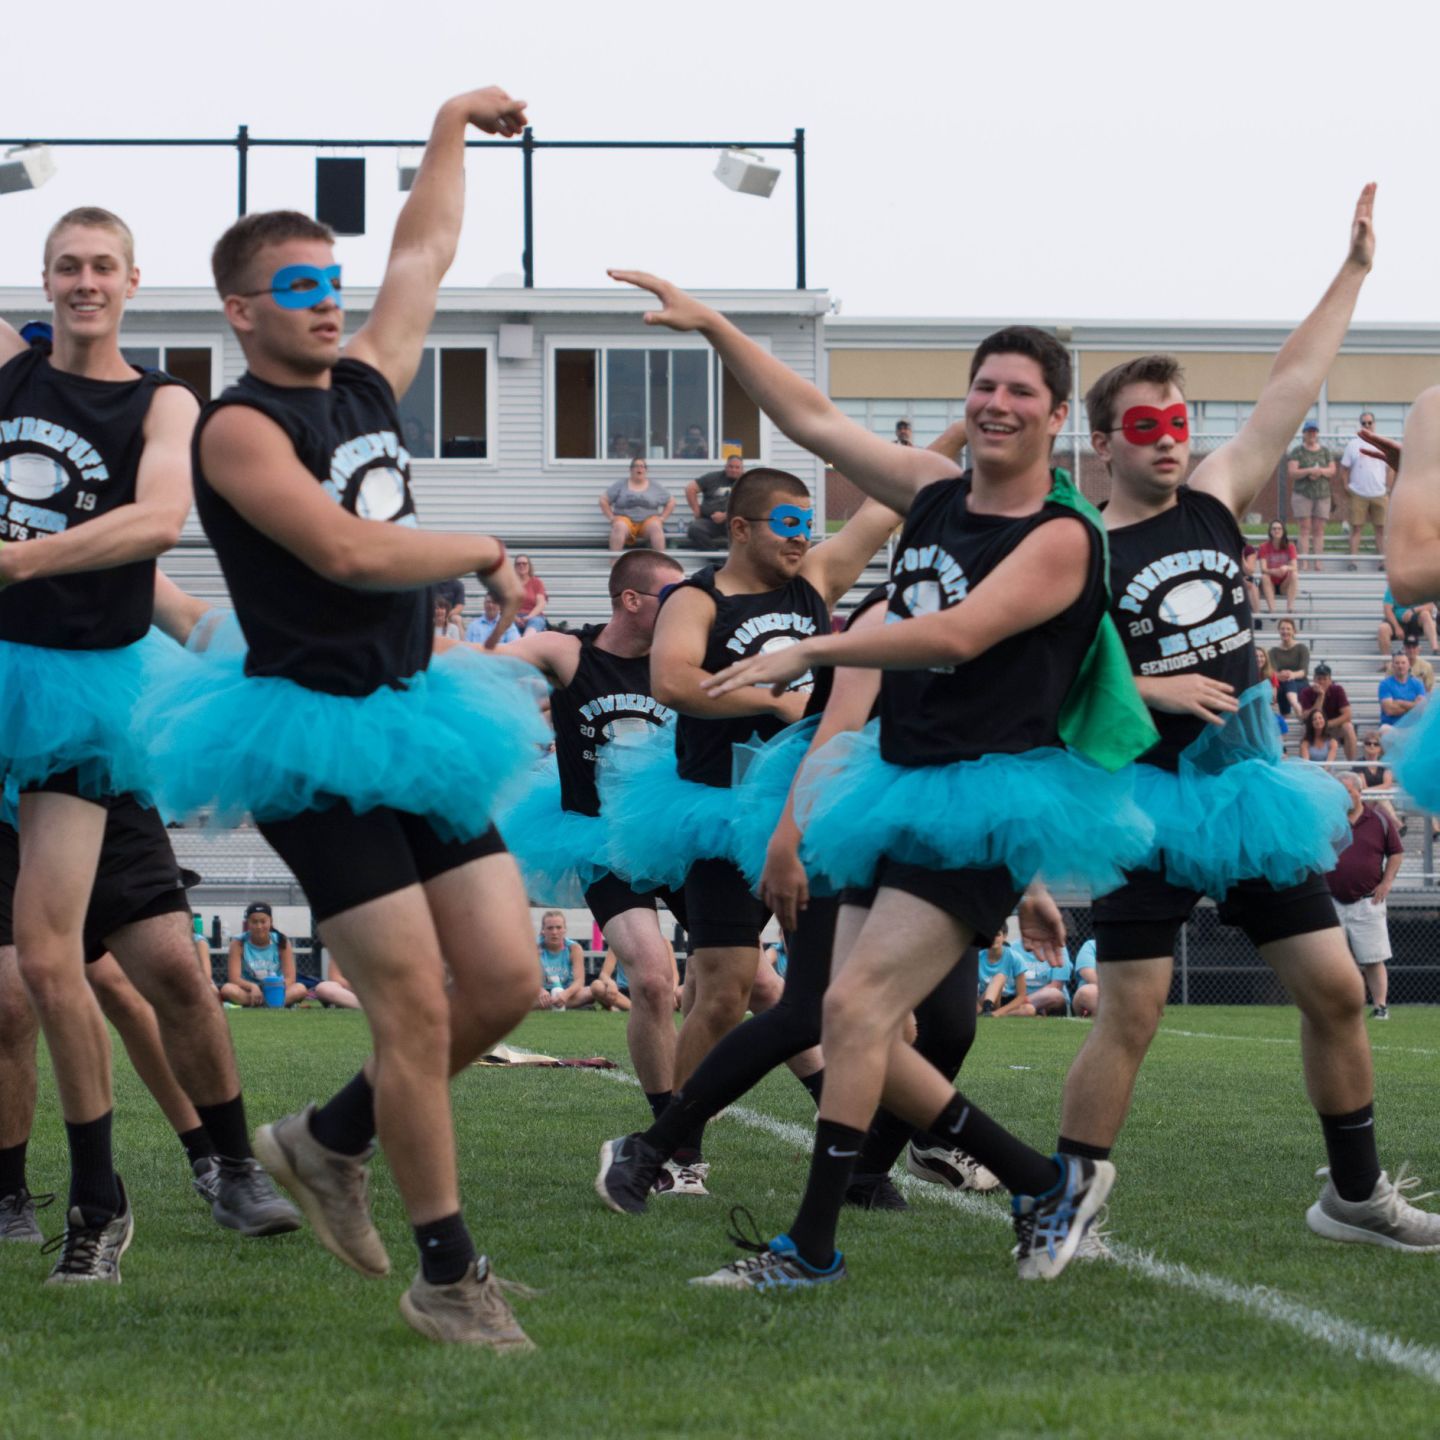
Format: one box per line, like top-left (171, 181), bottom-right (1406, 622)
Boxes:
top-left (465, 594), bottom-right (522, 648)
top-left (534, 910), bottom-right (592, 1010)
top-left (1378, 587), bottom-right (1440, 658)
top-left (1240, 541), bottom-right (1263, 612)
top-left (894, 419), bottom-right (914, 446)
top-left (1257, 520), bottom-right (1299, 616)
top-left (591, 941), bottom-right (682, 1014)
top-left (221, 903), bottom-right (307, 1007)
top-left (1014, 944), bottom-right (1071, 1016)
top-left (1378, 650), bottom-right (1427, 737)
top-left (685, 454), bottom-right (743, 551)
top-left (192, 914), bottom-right (219, 996)
top-left (1298, 708), bottom-right (1338, 764)
top-left (1299, 664), bottom-right (1357, 759)
top-left (977, 929), bottom-right (1026, 1015)
top-left (1387, 634), bottom-right (1436, 692)
top-left (513, 553), bottom-right (549, 634)
top-left (600, 458), bottom-right (673, 552)
top-left (1325, 773), bottom-right (1403, 1021)
top-left (609, 431), bottom-right (636, 460)
top-left (1070, 939), bottom-right (1099, 1017)
top-left (676, 423), bottom-right (708, 460)
top-left (1354, 731), bottom-right (1403, 835)
top-left (1255, 648), bottom-right (1281, 713)
top-left (432, 585), bottom-right (461, 641)
top-left (314, 954), bottom-right (362, 1010)
top-left (1268, 617), bottom-right (1310, 718)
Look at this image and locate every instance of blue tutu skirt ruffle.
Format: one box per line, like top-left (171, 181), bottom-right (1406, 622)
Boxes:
top-left (1386, 701), bottom-right (1440, 812)
top-left (598, 723), bottom-right (736, 891)
top-left (793, 720), bottom-right (1155, 896)
top-left (186, 608), bottom-right (247, 658)
top-left (729, 716), bottom-right (821, 889)
top-left (0, 631), bottom-right (173, 800)
top-left (495, 759), bottom-right (609, 907)
top-left (139, 644), bottom-right (548, 838)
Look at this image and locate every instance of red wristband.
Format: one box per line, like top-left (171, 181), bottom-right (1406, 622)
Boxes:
top-left (477, 539), bottom-right (507, 578)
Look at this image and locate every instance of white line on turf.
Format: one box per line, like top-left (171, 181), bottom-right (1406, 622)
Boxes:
top-left (593, 1068), bottom-right (1440, 1387)
top-left (1160, 1026), bottom-right (1439, 1059)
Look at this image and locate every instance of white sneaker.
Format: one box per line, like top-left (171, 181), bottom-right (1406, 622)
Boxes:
top-left (1306, 1164), bottom-right (1440, 1251)
top-left (652, 1159), bottom-right (709, 1197)
top-left (906, 1141), bottom-right (1000, 1193)
top-left (1074, 1207), bottom-right (1115, 1262)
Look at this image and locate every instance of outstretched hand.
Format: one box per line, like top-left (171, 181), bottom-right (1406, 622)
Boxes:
top-left (1359, 426), bottom-right (1401, 469)
top-left (607, 270), bottom-right (716, 332)
top-left (1347, 182), bottom-right (1377, 271)
top-left (457, 87), bottom-right (529, 137)
top-left (702, 642), bottom-right (815, 698)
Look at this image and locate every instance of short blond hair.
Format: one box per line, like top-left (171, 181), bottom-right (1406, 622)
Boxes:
top-left (45, 207), bottom-right (135, 270)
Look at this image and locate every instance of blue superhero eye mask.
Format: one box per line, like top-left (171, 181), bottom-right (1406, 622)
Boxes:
top-left (768, 504), bottom-right (814, 540)
top-left (268, 264), bottom-right (343, 310)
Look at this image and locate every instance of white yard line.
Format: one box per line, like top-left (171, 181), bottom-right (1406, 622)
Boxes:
top-left (1159, 1025), bottom-right (1439, 1059)
top-left (594, 1067), bottom-right (1440, 1387)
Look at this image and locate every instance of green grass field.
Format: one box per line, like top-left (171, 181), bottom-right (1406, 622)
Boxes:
top-left (3, 1005), bottom-right (1438, 1440)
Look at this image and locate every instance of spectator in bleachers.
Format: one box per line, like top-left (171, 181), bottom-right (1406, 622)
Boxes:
top-left (1388, 633), bottom-right (1435, 692)
top-left (685, 453), bottom-right (744, 551)
top-left (1241, 539), bottom-right (1263, 612)
top-left (1378, 587), bottom-right (1439, 659)
top-left (1325, 773), bottom-right (1402, 1020)
top-left (1354, 732), bottom-right (1403, 835)
top-left (1288, 421), bottom-right (1338, 570)
top-left (977, 929), bottom-right (1025, 1015)
top-left (1299, 707), bottom-right (1339, 764)
top-left (1299, 663), bottom-right (1357, 759)
top-left (314, 954), bottom-right (362, 1010)
top-left (1269, 617), bottom-right (1310, 718)
top-left (600, 457), bottom-right (674, 552)
top-left (512, 554), bottom-right (549, 634)
top-left (676, 424), bottom-right (708, 460)
top-left (894, 419), bottom-right (914, 446)
top-left (534, 910), bottom-right (592, 1010)
top-left (220, 903), bottom-right (306, 1007)
top-left (1378, 650), bottom-right (1426, 738)
top-left (432, 578), bottom-right (465, 640)
top-left (1254, 650), bottom-right (1286, 733)
top-left (1340, 409), bottom-right (1394, 565)
top-left (1070, 940), bottom-right (1099, 1018)
top-left (1257, 520), bottom-right (1299, 616)
top-left (465, 593), bottom-right (522, 647)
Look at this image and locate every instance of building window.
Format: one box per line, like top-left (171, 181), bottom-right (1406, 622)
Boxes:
top-left (834, 397), bottom-right (964, 448)
top-left (396, 346), bottom-right (492, 460)
top-left (1326, 401), bottom-right (1407, 439)
top-left (121, 345), bottom-right (214, 402)
top-left (552, 345), bottom-right (760, 462)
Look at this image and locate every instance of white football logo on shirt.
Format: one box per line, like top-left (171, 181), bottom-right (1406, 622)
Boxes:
top-left (1, 451), bottom-right (69, 501)
top-left (602, 716), bottom-right (650, 742)
top-left (900, 579), bottom-right (943, 617)
top-left (1157, 578), bottom-right (1222, 628)
top-left (354, 467), bottom-right (407, 521)
top-left (760, 634), bottom-right (814, 691)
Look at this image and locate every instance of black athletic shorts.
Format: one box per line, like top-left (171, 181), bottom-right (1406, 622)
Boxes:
top-left (0, 795), bottom-right (192, 964)
top-left (1091, 866), bottom-right (1339, 961)
top-left (258, 803), bottom-right (507, 923)
top-left (19, 765), bottom-right (108, 805)
top-left (683, 857), bottom-right (770, 950)
top-left (873, 859), bottom-right (1022, 943)
top-left (584, 870), bottom-right (689, 934)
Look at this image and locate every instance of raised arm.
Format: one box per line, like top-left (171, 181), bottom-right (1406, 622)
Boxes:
top-left (608, 270), bottom-right (962, 513)
top-left (801, 494), bottom-right (902, 607)
top-left (346, 85), bottom-right (528, 397)
top-left (1387, 388), bottom-right (1440, 604)
top-left (1192, 184), bottom-right (1376, 519)
top-left (485, 628), bottom-right (579, 688)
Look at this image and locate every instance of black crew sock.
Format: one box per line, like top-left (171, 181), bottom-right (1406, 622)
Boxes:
top-left (177, 1125), bottom-right (216, 1166)
top-left (788, 1119), bottom-right (867, 1269)
top-left (195, 1094), bottom-right (253, 1161)
top-left (1057, 1135), bottom-right (1112, 1162)
top-left (659, 1111), bottom-right (708, 1166)
top-left (1320, 1103), bottom-right (1382, 1202)
top-left (0, 1139), bottom-right (28, 1199)
top-left (796, 1068), bottom-right (824, 1106)
top-left (643, 1090), bottom-right (673, 1122)
top-left (308, 1071), bottom-right (376, 1157)
top-left (65, 1112), bottom-right (121, 1223)
top-left (929, 1093), bottom-right (1060, 1198)
top-left (415, 1212), bottom-right (478, 1285)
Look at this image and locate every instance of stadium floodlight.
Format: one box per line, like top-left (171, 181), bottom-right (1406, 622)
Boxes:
top-left (714, 148), bottom-right (780, 199)
top-left (0, 145), bottom-right (56, 195)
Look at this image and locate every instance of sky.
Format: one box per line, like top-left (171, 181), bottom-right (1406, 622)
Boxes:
top-left (2, 0), bottom-right (1438, 324)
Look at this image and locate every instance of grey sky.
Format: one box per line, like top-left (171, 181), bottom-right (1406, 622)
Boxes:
top-left (3, 0), bottom-right (1436, 322)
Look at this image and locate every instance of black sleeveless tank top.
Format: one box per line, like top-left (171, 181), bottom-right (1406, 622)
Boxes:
top-left (879, 473), bottom-right (1106, 766)
top-left (194, 358), bottom-right (430, 697)
top-left (1107, 486), bottom-right (1258, 771)
top-left (552, 625), bottom-right (676, 817)
top-left (670, 564), bottom-right (833, 787)
top-left (0, 345), bottom-right (183, 649)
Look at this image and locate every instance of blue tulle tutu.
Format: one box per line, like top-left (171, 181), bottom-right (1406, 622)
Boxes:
top-left (598, 723), bottom-right (737, 891)
top-left (1135, 680), bottom-right (1350, 895)
top-left (793, 719), bottom-right (1155, 896)
top-left (494, 759), bottom-right (609, 907)
top-left (138, 644), bottom-right (549, 839)
top-left (0, 632), bottom-right (174, 800)
top-left (186, 608), bottom-right (247, 658)
top-left (1386, 700), bottom-right (1440, 812)
top-left (729, 716), bottom-right (821, 889)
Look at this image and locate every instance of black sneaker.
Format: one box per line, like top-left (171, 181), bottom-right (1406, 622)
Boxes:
top-left (191, 1156), bottom-right (222, 1206)
top-left (844, 1174), bottom-right (909, 1211)
top-left (211, 1156), bottom-right (303, 1237)
top-left (1372, 1005), bottom-right (1390, 1020)
top-left (0, 1188), bottom-right (52, 1244)
top-left (1012, 1156), bottom-right (1115, 1281)
top-left (42, 1178), bottom-right (134, 1285)
top-left (596, 1134), bottom-right (665, 1215)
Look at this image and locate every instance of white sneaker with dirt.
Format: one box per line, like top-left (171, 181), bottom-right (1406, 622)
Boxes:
top-left (1307, 1165), bottom-right (1440, 1251)
top-left (400, 1257), bottom-right (537, 1350)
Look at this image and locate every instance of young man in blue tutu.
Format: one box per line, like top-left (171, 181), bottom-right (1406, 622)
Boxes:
top-left (1057, 185), bottom-right (1438, 1251)
top-left (604, 271), bottom-right (1158, 1287)
top-left (172, 86), bottom-right (555, 1348)
top-left (0, 210), bottom-right (199, 1282)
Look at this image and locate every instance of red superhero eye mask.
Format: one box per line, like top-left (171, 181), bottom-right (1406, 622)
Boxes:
top-left (1120, 403), bottom-right (1189, 446)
